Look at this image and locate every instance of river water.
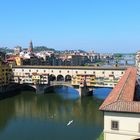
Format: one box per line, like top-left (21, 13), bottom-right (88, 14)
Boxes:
top-left (0, 87), bottom-right (112, 140)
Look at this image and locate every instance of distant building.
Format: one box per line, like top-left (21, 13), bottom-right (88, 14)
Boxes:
top-left (6, 56), bottom-right (22, 66)
top-left (58, 54), bottom-right (88, 66)
top-left (14, 46), bottom-right (22, 55)
top-left (7, 50), bottom-right (41, 66)
top-left (100, 53), bottom-right (113, 60)
top-left (35, 51), bottom-right (57, 65)
top-left (135, 51), bottom-right (140, 77)
top-left (87, 52), bottom-right (100, 62)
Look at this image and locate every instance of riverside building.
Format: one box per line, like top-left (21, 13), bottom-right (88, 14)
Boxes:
top-left (100, 67), bottom-right (140, 140)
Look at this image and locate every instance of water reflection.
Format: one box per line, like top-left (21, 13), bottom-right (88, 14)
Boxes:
top-left (0, 87), bottom-right (110, 140)
top-left (14, 92), bottom-right (103, 124)
top-left (93, 87), bottom-right (112, 100)
top-left (51, 86), bottom-right (80, 100)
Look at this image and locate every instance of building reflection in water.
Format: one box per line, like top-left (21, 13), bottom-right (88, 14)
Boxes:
top-left (0, 86), bottom-right (106, 133)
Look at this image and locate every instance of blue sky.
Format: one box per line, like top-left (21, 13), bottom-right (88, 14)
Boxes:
top-left (0, 0), bottom-right (140, 53)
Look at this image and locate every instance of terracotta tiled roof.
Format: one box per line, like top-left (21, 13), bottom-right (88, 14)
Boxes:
top-left (6, 57), bottom-right (15, 61)
top-left (99, 67), bottom-right (140, 113)
top-left (13, 65), bottom-right (127, 70)
top-left (100, 101), bottom-right (140, 113)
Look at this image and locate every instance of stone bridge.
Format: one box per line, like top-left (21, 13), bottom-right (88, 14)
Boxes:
top-left (29, 81), bottom-right (93, 96)
top-left (12, 65), bottom-right (127, 96)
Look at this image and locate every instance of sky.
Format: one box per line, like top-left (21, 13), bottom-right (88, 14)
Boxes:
top-left (0, 0), bottom-right (140, 53)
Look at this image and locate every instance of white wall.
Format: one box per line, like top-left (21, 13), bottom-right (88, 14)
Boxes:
top-left (104, 111), bottom-right (140, 140)
top-left (12, 67), bottom-right (124, 79)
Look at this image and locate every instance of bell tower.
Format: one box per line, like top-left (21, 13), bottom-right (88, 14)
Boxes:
top-left (28, 40), bottom-right (33, 52)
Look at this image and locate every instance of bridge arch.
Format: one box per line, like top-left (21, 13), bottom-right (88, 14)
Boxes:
top-left (44, 84), bottom-right (79, 95)
top-left (57, 75), bottom-right (64, 81)
top-left (6, 83), bottom-right (20, 90)
top-left (133, 138), bottom-right (140, 140)
top-left (65, 75), bottom-right (72, 82)
top-left (49, 74), bottom-right (56, 81)
top-left (18, 83), bottom-right (37, 92)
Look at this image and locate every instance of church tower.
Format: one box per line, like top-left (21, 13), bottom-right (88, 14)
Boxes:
top-left (28, 40), bottom-right (33, 52)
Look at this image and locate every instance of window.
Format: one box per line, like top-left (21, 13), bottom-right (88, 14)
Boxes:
top-left (84, 71), bottom-right (86, 74)
top-left (111, 121), bottom-right (119, 130)
top-left (44, 70), bottom-right (46, 72)
top-left (138, 123), bottom-right (140, 132)
top-left (112, 72), bottom-right (114, 74)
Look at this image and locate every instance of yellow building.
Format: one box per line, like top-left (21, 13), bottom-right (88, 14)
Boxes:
top-left (72, 74), bottom-right (96, 87)
top-left (0, 60), bottom-right (12, 86)
top-left (32, 73), bottom-right (41, 84)
top-left (15, 56), bottom-right (23, 66)
top-left (32, 73), bottom-right (48, 84)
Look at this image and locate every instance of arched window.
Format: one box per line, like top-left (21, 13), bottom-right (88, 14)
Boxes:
top-left (57, 75), bottom-right (64, 81)
top-left (49, 74), bottom-right (56, 81)
top-left (65, 75), bottom-right (72, 82)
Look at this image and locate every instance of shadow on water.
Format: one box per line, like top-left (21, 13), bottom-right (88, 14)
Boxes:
top-left (0, 86), bottom-right (112, 140)
top-left (0, 84), bottom-right (36, 101)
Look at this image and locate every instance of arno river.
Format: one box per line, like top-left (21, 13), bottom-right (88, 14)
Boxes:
top-left (0, 86), bottom-right (112, 140)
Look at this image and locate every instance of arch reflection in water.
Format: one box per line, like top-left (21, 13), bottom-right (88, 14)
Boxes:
top-left (44, 85), bottom-right (80, 99)
top-left (93, 87), bottom-right (112, 100)
top-left (47, 86), bottom-right (80, 100)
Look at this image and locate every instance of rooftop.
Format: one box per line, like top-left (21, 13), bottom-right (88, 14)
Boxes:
top-left (99, 67), bottom-right (140, 113)
top-left (12, 65), bottom-right (127, 70)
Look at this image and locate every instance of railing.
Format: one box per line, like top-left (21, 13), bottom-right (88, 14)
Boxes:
top-left (50, 81), bottom-right (72, 87)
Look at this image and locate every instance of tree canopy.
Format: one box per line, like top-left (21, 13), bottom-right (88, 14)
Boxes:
top-left (33, 46), bottom-right (55, 52)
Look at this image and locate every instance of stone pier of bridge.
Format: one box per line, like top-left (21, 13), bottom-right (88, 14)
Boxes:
top-left (77, 86), bottom-right (93, 96)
